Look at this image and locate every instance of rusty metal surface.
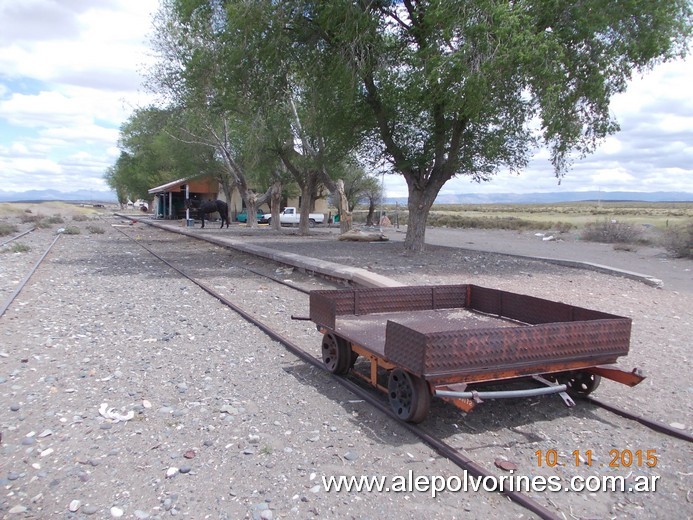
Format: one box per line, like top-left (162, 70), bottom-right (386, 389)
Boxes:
top-left (310, 284), bottom-right (632, 381)
top-left (385, 318), bottom-right (631, 379)
top-left (310, 285), bottom-right (470, 329)
top-left (335, 308), bottom-right (520, 357)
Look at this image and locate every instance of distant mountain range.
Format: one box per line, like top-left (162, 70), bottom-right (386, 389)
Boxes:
top-left (0, 189), bottom-right (118, 203)
top-left (1, 188), bottom-right (691, 205)
top-left (387, 191), bottom-right (693, 204)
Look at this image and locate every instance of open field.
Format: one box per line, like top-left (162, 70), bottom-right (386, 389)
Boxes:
top-left (0, 201), bottom-right (117, 221)
top-left (351, 201), bottom-right (693, 234)
top-left (404, 201), bottom-right (690, 227)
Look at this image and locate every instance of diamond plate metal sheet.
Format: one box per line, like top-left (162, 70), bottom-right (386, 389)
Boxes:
top-left (310, 284), bottom-right (633, 381)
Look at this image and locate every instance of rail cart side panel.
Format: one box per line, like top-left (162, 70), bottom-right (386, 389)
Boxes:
top-left (309, 292), bottom-right (338, 329)
top-left (467, 285), bottom-right (620, 324)
top-left (310, 286), bottom-right (470, 324)
top-left (384, 321), bottom-right (428, 376)
top-left (384, 318), bottom-right (632, 378)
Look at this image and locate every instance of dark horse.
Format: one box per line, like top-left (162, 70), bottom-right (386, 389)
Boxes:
top-left (185, 199), bottom-right (229, 229)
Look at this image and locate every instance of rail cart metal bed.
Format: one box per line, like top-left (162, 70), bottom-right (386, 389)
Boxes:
top-left (309, 284), bottom-right (644, 422)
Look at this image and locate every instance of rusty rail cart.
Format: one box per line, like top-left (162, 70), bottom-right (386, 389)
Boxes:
top-left (309, 284), bottom-right (645, 423)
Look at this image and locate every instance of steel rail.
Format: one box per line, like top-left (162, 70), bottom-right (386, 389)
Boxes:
top-left (1, 227), bottom-right (35, 247)
top-left (582, 396), bottom-right (693, 443)
top-left (0, 234), bottom-right (61, 318)
top-left (115, 227), bottom-right (561, 520)
top-left (239, 266), bottom-right (310, 294)
top-left (122, 223), bottom-right (693, 446)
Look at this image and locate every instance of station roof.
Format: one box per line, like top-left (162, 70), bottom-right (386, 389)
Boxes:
top-left (148, 177), bottom-right (190, 195)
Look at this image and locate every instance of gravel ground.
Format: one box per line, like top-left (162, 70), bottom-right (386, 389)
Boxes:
top-left (1, 208), bottom-right (691, 520)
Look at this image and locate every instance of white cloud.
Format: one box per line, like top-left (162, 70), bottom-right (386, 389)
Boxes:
top-left (0, 0), bottom-right (159, 193)
top-left (0, 0), bottom-right (691, 199)
top-left (0, 91), bottom-right (90, 127)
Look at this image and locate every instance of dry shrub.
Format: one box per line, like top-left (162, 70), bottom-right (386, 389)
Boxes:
top-left (580, 219), bottom-right (642, 244)
top-left (31, 214), bottom-right (66, 229)
top-left (663, 221), bottom-right (692, 258)
top-left (72, 214), bottom-right (90, 222)
top-left (553, 222), bottom-right (576, 234)
top-left (85, 225), bottom-right (105, 234)
top-left (9, 242), bottom-right (31, 253)
top-left (20, 213), bottom-right (43, 223)
top-left (62, 226), bottom-right (81, 235)
top-left (45, 215), bottom-right (65, 224)
top-left (613, 243), bottom-right (639, 252)
top-left (0, 223), bottom-right (19, 236)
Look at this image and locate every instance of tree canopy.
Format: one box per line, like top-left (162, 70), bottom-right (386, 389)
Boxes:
top-left (115, 0), bottom-right (690, 250)
top-left (298, 0), bottom-right (690, 250)
top-left (106, 107), bottom-right (222, 204)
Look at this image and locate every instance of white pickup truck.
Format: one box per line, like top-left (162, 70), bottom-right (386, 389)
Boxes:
top-left (266, 207), bottom-right (325, 227)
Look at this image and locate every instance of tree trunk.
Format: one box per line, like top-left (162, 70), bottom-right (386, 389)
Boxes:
top-left (328, 179), bottom-right (349, 232)
top-left (245, 192), bottom-right (258, 229)
top-left (298, 180), bottom-right (314, 235)
top-left (269, 180), bottom-right (282, 230)
top-left (319, 172), bottom-right (353, 233)
top-left (366, 198), bottom-right (375, 226)
top-left (404, 183), bottom-right (437, 252)
top-left (219, 175), bottom-right (234, 208)
top-left (334, 179), bottom-right (352, 233)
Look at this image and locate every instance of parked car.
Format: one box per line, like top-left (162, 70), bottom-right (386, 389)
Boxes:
top-left (236, 209), bottom-right (267, 223)
top-left (264, 207), bottom-right (325, 227)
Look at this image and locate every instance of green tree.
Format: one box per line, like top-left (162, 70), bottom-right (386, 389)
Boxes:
top-left (149, 0), bottom-right (277, 228)
top-left (219, 0), bottom-right (369, 234)
top-left (359, 175), bottom-right (384, 227)
top-left (104, 162), bottom-right (129, 208)
top-left (107, 107), bottom-right (223, 205)
top-left (302, 0), bottom-right (691, 251)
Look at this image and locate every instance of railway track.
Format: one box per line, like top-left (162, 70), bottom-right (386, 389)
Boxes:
top-left (109, 227), bottom-right (561, 520)
top-left (0, 233), bottom-right (60, 318)
top-left (3, 220), bottom-right (690, 519)
top-left (0, 227), bottom-right (35, 248)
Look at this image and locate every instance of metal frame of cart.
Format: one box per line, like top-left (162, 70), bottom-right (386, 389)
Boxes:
top-left (309, 284), bottom-right (644, 423)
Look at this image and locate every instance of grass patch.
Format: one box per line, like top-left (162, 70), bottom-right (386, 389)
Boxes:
top-left (62, 226), bottom-right (81, 235)
top-left (260, 445), bottom-right (273, 456)
top-left (0, 223), bottom-right (19, 236)
top-left (7, 242), bottom-right (31, 253)
top-left (23, 214), bottom-right (66, 228)
top-left (663, 221), bottom-right (693, 258)
top-left (427, 213), bottom-right (576, 232)
top-left (580, 219), bottom-right (642, 244)
top-left (353, 210), bottom-right (576, 232)
top-left (72, 214), bottom-right (90, 222)
top-left (44, 215), bottom-right (65, 224)
top-left (20, 213), bottom-right (43, 224)
top-left (85, 225), bottom-right (105, 234)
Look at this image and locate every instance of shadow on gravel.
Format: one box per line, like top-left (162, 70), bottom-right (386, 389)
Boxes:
top-left (282, 363), bottom-right (621, 448)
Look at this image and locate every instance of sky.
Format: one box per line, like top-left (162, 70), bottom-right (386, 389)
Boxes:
top-left (0, 1), bottom-right (691, 200)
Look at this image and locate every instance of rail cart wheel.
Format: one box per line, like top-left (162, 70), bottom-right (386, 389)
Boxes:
top-left (565, 371), bottom-right (602, 397)
top-left (388, 369), bottom-right (430, 423)
top-left (322, 333), bottom-right (351, 375)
